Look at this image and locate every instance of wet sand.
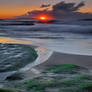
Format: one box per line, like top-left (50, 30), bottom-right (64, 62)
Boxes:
top-left (36, 52), bottom-right (92, 70)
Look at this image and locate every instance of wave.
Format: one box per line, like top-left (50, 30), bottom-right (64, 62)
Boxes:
top-left (1, 24), bottom-right (92, 33)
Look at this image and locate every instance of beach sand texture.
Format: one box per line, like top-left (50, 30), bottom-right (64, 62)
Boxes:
top-left (36, 52), bottom-right (92, 70)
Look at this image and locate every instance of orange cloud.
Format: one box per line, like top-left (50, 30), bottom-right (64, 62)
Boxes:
top-left (79, 7), bottom-right (92, 13)
top-left (0, 5), bottom-right (40, 19)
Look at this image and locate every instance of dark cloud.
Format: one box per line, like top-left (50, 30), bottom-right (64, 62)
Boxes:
top-left (53, 1), bottom-right (85, 12)
top-left (51, 1), bottom-right (91, 19)
top-left (73, 1), bottom-right (85, 11)
top-left (40, 4), bottom-right (51, 8)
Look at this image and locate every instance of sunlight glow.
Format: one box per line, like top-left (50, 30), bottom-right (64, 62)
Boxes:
top-left (40, 16), bottom-right (47, 20)
top-left (37, 15), bottom-right (53, 21)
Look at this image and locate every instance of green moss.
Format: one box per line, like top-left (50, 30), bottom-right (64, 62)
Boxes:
top-left (74, 74), bottom-right (92, 81)
top-left (78, 82), bottom-right (92, 91)
top-left (45, 64), bottom-right (85, 74)
top-left (59, 82), bottom-right (92, 92)
top-left (23, 78), bottom-right (73, 91)
top-left (0, 88), bottom-right (14, 92)
top-left (60, 75), bottom-right (92, 86)
top-left (21, 74), bottom-right (92, 92)
top-left (59, 88), bottom-right (87, 92)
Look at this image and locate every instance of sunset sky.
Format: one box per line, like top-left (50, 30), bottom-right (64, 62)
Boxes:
top-left (0, 0), bottom-right (92, 19)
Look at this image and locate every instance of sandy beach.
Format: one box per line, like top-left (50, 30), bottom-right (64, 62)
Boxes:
top-left (36, 52), bottom-right (92, 70)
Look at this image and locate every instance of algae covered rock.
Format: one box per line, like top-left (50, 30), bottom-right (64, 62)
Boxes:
top-left (0, 43), bottom-right (38, 72)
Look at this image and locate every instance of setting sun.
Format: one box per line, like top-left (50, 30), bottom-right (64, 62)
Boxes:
top-left (37, 15), bottom-right (53, 21)
top-left (39, 16), bottom-right (47, 20)
top-left (40, 16), bottom-right (46, 20)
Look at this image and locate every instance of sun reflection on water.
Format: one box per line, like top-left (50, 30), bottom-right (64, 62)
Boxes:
top-left (0, 37), bottom-right (32, 45)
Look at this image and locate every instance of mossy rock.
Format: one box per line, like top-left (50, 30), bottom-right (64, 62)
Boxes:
top-left (0, 88), bottom-right (14, 92)
top-left (21, 74), bottom-right (92, 92)
top-left (0, 44), bottom-right (38, 72)
top-left (59, 82), bottom-right (92, 92)
top-left (6, 72), bottom-right (24, 81)
top-left (45, 64), bottom-right (87, 74)
top-left (78, 82), bottom-right (92, 92)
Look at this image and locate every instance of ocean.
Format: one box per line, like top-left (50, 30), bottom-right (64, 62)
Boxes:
top-left (0, 19), bottom-right (92, 56)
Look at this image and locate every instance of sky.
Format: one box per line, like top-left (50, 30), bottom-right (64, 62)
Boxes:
top-left (0, 0), bottom-right (92, 19)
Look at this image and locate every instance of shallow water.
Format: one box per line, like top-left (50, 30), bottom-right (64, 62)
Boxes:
top-left (17, 38), bottom-right (92, 56)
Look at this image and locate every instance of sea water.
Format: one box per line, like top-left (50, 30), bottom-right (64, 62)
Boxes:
top-left (0, 19), bottom-right (92, 56)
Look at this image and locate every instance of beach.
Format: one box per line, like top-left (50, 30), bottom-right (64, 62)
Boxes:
top-left (0, 20), bottom-right (92, 91)
top-left (21, 50), bottom-right (92, 80)
top-left (36, 52), bottom-right (92, 70)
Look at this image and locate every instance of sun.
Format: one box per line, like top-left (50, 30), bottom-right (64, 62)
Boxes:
top-left (36, 15), bottom-right (53, 21)
top-left (40, 16), bottom-right (47, 20)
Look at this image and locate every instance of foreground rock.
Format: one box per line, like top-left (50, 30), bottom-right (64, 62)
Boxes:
top-left (3, 64), bottom-right (92, 92)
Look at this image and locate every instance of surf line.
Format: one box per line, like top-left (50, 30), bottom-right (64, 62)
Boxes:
top-left (19, 46), bottom-right (53, 74)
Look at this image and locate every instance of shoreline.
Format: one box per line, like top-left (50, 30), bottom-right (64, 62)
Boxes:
top-left (19, 47), bottom-right (53, 72)
top-left (22, 50), bottom-right (92, 79)
top-left (0, 37), bottom-right (92, 78)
